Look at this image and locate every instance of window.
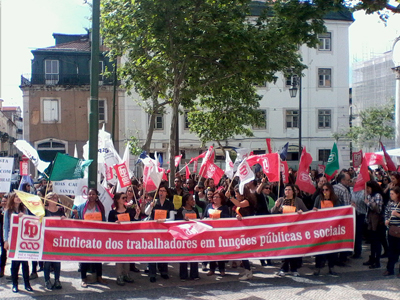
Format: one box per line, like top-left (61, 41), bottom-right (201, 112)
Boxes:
top-left (152, 114), bottom-right (164, 130)
top-left (318, 109), bottom-right (331, 128)
top-left (184, 111), bottom-right (190, 129)
top-left (318, 68), bottom-right (331, 87)
top-left (87, 99), bottom-right (107, 123)
top-left (45, 60), bottom-right (59, 85)
top-left (286, 75), bottom-right (294, 87)
top-left (42, 99), bottom-right (60, 123)
top-left (319, 149), bottom-right (330, 162)
top-left (99, 99), bottom-right (107, 123)
top-left (318, 32), bottom-right (331, 51)
top-left (253, 110), bottom-right (267, 129)
top-left (286, 110), bottom-right (299, 128)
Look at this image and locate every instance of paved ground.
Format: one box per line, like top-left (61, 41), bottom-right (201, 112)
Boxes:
top-left (0, 244), bottom-right (399, 299)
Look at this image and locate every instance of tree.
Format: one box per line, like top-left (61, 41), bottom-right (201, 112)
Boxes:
top-left (343, 101), bottom-right (395, 149)
top-left (100, 0), bottom-right (356, 181)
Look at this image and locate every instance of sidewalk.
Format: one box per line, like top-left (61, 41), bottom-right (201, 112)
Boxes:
top-left (0, 245), bottom-right (399, 299)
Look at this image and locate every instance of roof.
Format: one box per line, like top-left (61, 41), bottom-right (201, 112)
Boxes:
top-left (1, 106), bottom-right (20, 111)
top-left (249, 1), bottom-right (354, 22)
top-left (34, 34), bottom-right (108, 53)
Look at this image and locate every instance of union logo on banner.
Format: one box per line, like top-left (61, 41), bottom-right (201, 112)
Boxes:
top-left (15, 215), bottom-right (43, 260)
top-left (262, 157), bottom-right (270, 173)
top-left (300, 172), bottom-right (310, 182)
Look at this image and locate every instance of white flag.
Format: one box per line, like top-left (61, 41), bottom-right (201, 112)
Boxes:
top-left (74, 144), bottom-right (78, 158)
top-left (14, 140), bottom-right (49, 173)
top-left (233, 148), bottom-right (251, 173)
top-left (141, 155), bottom-right (163, 188)
top-left (234, 158), bottom-right (254, 194)
top-left (225, 151), bottom-right (234, 180)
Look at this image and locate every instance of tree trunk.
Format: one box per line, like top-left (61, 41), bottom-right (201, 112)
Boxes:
top-left (217, 140), bottom-right (226, 160)
top-left (142, 112), bottom-right (157, 153)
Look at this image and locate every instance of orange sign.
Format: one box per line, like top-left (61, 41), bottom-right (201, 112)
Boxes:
top-left (321, 200), bottom-right (334, 209)
top-left (84, 212), bottom-right (102, 221)
top-left (117, 213), bottom-right (131, 222)
top-left (209, 209), bottom-right (221, 219)
top-left (154, 209), bottom-right (167, 220)
top-left (282, 205), bottom-right (296, 214)
top-left (235, 207), bottom-right (242, 217)
top-left (185, 213), bottom-right (197, 220)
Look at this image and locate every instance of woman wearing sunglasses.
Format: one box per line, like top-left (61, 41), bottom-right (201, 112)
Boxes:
top-left (313, 183), bottom-right (340, 276)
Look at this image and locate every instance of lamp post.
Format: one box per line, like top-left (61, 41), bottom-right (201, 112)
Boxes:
top-left (289, 75), bottom-right (302, 161)
top-left (392, 37), bottom-right (400, 148)
top-left (88, 0), bottom-right (100, 188)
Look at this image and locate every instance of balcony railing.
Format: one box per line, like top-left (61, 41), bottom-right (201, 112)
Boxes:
top-left (21, 74), bottom-right (117, 86)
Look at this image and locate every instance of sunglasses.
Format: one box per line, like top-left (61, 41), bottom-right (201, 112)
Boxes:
top-left (264, 187), bottom-right (271, 190)
top-left (322, 188), bottom-right (329, 191)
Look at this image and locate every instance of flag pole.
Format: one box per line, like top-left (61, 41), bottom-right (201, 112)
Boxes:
top-left (227, 177), bottom-right (235, 192)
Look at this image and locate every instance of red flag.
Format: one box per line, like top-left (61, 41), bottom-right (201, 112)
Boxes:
top-left (295, 147), bottom-right (316, 194)
top-left (193, 160), bottom-right (198, 173)
top-left (143, 165), bottom-right (158, 192)
top-left (202, 161), bottom-right (224, 184)
top-left (266, 138), bottom-right (272, 154)
top-left (188, 152), bottom-right (206, 165)
top-left (325, 170), bottom-right (338, 182)
top-left (259, 153), bottom-right (280, 182)
top-left (160, 167), bottom-right (168, 181)
top-left (168, 222), bottom-right (212, 240)
top-left (199, 146), bottom-right (214, 177)
top-left (246, 153), bottom-right (267, 167)
top-left (105, 163), bottom-right (113, 181)
top-left (364, 153), bottom-right (388, 171)
top-left (175, 155), bottom-right (182, 167)
top-left (318, 164), bottom-right (326, 175)
top-left (280, 161), bottom-right (289, 184)
top-left (114, 162), bottom-right (131, 188)
top-left (185, 164), bottom-right (190, 180)
top-left (20, 160), bottom-right (29, 176)
top-left (352, 150), bottom-right (363, 169)
top-left (353, 158), bottom-right (370, 192)
top-left (380, 142), bottom-right (397, 171)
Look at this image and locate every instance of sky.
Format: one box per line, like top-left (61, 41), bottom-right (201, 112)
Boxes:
top-left (1, 1), bottom-right (400, 107)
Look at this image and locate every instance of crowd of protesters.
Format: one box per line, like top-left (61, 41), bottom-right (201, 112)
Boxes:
top-left (2, 165), bottom-right (400, 293)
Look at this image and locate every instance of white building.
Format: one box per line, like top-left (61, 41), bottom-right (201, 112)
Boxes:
top-left (351, 50), bottom-right (396, 151)
top-left (118, 8), bottom-right (354, 171)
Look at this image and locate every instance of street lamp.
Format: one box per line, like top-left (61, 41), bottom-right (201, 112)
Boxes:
top-left (392, 36), bottom-right (400, 148)
top-left (289, 75), bottom-right (302, 161)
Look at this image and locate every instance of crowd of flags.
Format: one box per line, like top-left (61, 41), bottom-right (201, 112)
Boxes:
top-left (12, 132), bottom-right (400, 212)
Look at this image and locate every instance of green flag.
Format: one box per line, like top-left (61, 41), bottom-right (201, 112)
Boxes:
top-left (49, 153), bottom-right (92, 181)
top-left (325, 143), bottom-right (339, 176)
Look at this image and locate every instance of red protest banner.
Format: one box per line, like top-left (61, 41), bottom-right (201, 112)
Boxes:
top-left (9, 207), bottom-right (354, 263)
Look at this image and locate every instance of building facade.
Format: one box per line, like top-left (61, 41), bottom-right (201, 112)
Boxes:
top-left (0, 100), bottom-right (20, 158)
top-left (20, 33), bottom-right (124, 163)
top-left (120, 9), bottom-right (354, 170)
top-left (351, 50), bottom-right (396, 151)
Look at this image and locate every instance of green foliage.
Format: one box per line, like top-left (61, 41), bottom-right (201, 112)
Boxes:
top-left (343, 101), bottom-right (395, 147)
top-left (126, 135), bottom-right (143, 156)
top-left (100, 0), bottom-right (351, 170)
